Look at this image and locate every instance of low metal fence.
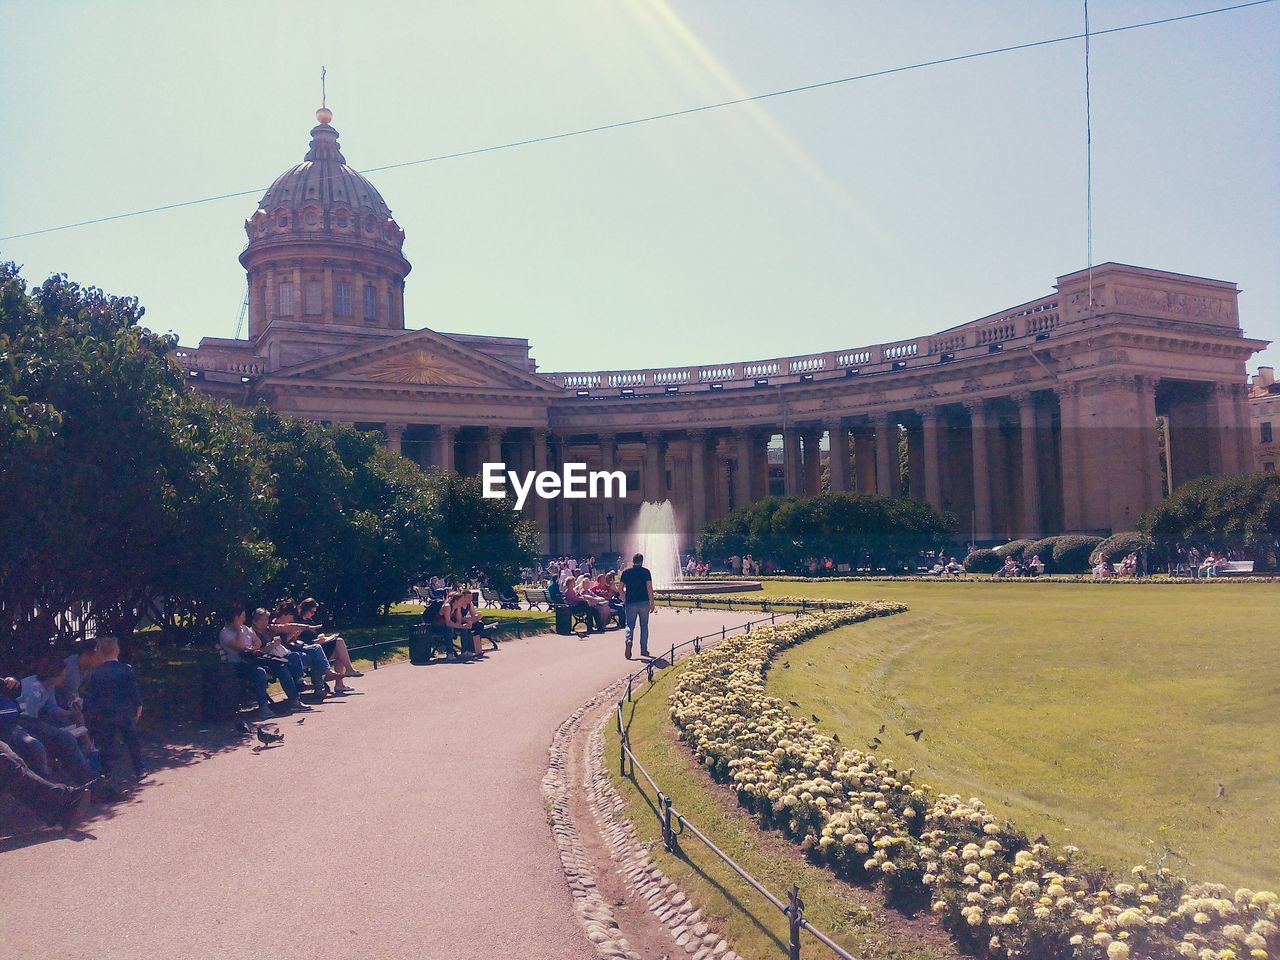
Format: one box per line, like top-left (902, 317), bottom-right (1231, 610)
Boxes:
top-left (614, 604), bottom-right (859, 960)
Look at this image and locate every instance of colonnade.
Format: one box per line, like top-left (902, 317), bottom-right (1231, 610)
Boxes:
top-left (375, 374), bottom-right (1251, 554)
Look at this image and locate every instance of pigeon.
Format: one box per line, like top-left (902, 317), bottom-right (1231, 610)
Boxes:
top-left (787, 699), bottom-right (800, 707)
top-left (256, 725), bottom-right (285, 747)
top-left (782, 662), bottom-right (791, 669)
top-left (810, 714), bottom-right (821, 723)
top-left (878, 724), bottom-right (886, 734)
top-left (907, 728), bottom-right (924, 741)
top-left (1216, 783), bottom-right (1226, 799)
top-left (296, 717), bottom-right (307, 725)
top-left (831, 733), bottom-right (841, 743)
top-left (234, 719), bottom-right (252, 736)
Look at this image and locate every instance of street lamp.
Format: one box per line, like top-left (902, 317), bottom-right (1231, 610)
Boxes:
top-left (606, 513), bottom-right (615, 555)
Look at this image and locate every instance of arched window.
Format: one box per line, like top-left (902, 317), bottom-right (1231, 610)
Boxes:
top-left (363, 284), bottom-right (377, 322)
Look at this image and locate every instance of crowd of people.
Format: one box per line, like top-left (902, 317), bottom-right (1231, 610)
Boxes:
top-left (518, 554), bottom-right (658, 658)
top-left (217, 597), bottom-right (365, 720)
top-left (2, 635), bottom-right (143, 829)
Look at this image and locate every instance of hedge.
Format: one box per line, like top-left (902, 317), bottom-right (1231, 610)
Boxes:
top-left (1051, 536), bottom-right (1105, 574)
top-left (1090, 532), bottom-right (1154, 566)
top-left (964, 549), bottom-right (1004, 574)
top-left (993, 539), bottom-right (1034, 560)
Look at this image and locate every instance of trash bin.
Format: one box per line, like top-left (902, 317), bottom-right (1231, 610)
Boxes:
top-left (408, 625), bottom-right (433, 665)
top-left (554, 605), bottom-right (573, 635)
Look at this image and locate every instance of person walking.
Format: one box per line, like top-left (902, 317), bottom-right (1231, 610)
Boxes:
top-left (620, 553), bottom-right (655, 660)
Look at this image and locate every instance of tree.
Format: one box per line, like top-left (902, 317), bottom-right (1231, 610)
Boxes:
top-left (0, 264), bottom-right (276, 661)
top-left (699, 492), bottom-right (955, 572)
top-left (1140, 473), bottom-right (1280, 569)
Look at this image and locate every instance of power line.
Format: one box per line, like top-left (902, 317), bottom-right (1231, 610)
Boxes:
top-left (1085, 0), bottom-right (1096, 310)
top-left (1, 0), bottom-right (1273, 244)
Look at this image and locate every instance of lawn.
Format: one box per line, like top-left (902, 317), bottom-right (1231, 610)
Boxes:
top-left (751, 580), bottom-right (1280, 891)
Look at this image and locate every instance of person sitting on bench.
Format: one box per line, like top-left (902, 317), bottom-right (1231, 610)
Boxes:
top-left (0, 739), bottom-right (92, 830)
top-left (420, 598), bottom-right (460, 661)
top-left (450, 590), bottom-right (491, 655)
top-left (18, 657), bottom-right (96, 785)
top-left (562, 576), bottom-right (605, 633)
top-left (218, 606), bottom-right (277, 721)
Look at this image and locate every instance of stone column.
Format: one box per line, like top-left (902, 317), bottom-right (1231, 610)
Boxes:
top-left (852, 421), bottom-right (876, 494)
top-left (599, 432), bottom-right (616, 472)
top-left (1208, 381), bottom-right (1244, 476)
top-left (532, 430), bottom-right (550, 553)
top-left (920, 408), bottom-right (943, 510)
top-left (783, 427), bottom-right (802, 496)
top-left (1013, 393), bottom-right (1042, 537)
top-left (383, 422), bottom-right (405, 456)
top-left (688, 430), bottom-right (708, 539)
top-left (801, 428), bottom-right (822, 495)
top-left (734, 429), bottom-right (754, 508)
top-left (484, 427), bottom-right (504, 468)
top-left (966, 401), bottom-right (993, 541)
top-left (555, 434), bottom-right (575, 553)
top-left (644, 431), bottom-right (665, 503)
top-left (875, 416), bottom-right (899, 498)
top-left (1057, 383), bottom-right (1087, 531)
top-left (292, 262), bottom-right (303, 319)
top-left (436, 425), bottom-right (456, 473)
top-left (322, 263), bottom-right (333, 321)
top-left (826, 420), bottom-right (849, 493)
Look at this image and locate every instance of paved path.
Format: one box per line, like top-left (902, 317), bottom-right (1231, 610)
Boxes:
top-left (1, 609), bottom-right (761, 960)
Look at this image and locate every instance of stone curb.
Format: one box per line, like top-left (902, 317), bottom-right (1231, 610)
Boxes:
top-left (543, 676), bottom-right (740, 960)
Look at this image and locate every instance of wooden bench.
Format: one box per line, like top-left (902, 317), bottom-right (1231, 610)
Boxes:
top-left (480, 586), bottom-right (520, 609)
top-left (522, 587), bottom-right (551, 610)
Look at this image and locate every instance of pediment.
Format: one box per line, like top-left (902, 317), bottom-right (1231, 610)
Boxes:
top-left (263, 328), bottom-right (559, 393)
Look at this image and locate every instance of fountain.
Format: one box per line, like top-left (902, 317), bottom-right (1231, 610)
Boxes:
top-left (624, 501), bottom-right (761, 595)
top-left (627, 501), bottom-right (683, 589)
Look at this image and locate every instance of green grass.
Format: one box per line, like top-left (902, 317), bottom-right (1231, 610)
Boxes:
top-left (751, 580), bottom-right (1280, 890)
top-left (607, 662), bottom-right (955, 960)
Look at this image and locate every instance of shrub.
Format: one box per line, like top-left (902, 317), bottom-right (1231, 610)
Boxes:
top-left (963, 548), bottom-right (1003, 574)
top-left (993, 539), bottom-right (1033, 560)
top-left (1089, 531), bottom-right (1154, 565)
top-left (1051, 535), bottom-right (1104, 574)
top-left (1023, 536), bottom-right (1061, 572)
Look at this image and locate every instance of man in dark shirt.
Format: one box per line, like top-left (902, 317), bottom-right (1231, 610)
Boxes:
top-left (619, 553), bottom-right (655, 660)
top-left (84, 636), bottom-right (145, 781)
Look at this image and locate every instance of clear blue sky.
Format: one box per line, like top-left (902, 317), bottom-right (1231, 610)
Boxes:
top-left (2, 1), bottom-right (1277, 373)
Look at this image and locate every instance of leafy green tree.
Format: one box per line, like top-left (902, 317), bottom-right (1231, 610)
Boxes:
top-left (699, 492), bottom-right (955, 573)
top-left (0, 265), bottom-right (275, 661)
top-left (1141, 473), bottom-right (1280, 569)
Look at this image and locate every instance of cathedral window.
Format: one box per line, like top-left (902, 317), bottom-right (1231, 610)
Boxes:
top-left (363, 284), bottom-right (377, 322)
top-left (334, 282), bottom-right (353, 317)
top-left (278, 282), bottom-right (294, 316)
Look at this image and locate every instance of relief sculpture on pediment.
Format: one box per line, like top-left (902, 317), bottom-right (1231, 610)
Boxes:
top-left (358, 349), bottom-right (485, 386)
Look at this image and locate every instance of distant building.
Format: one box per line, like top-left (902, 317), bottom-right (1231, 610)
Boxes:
top-left (1248, 367), bottom-right (1279, 473)
top-left (177, 107), bottom-right (1270, 552)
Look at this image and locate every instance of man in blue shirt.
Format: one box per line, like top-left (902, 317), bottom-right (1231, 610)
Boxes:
top-left (85, 636), bottom-right (146, 781)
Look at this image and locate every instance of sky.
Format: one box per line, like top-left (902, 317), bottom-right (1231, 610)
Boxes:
top-left (2, 1), bottom-right (1277, 374)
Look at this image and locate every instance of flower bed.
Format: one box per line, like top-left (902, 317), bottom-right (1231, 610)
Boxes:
top-left (667, 608), bottom-right (1279, 960)
top-left (682, 574), bottom-right (1280, 585)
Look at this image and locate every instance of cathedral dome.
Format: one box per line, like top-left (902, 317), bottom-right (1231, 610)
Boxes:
top-left (239, 108), bottom-right (411, 341)
top-left (243, 109), bottom-right (406, 253)
top-left (258, 116), bottom-right (392, 220)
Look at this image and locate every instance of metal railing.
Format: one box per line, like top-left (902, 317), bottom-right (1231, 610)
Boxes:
top-left (614, 603), bottom-right (859, 960)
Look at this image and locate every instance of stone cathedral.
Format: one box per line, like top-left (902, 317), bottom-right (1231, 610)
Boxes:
top-left (177, 108), bottom-right (1267, 554)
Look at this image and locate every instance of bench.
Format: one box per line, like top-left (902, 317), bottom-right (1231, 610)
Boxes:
top-left (480, 586), bottom-right (520, 609)
top-left (1214, 560), bottom-right (1255, 576)
top-left (522, 588), bottom-right (551, 610)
